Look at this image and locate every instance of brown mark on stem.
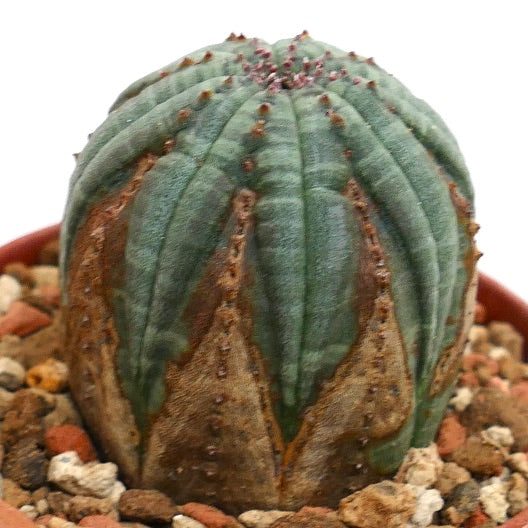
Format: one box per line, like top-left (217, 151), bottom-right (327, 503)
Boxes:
top-left (63, 154), bottom-right (157, 486)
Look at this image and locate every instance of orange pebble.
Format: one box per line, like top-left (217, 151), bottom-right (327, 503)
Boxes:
top-left (181, 502), bottom-right (239, 528)
top-left (488, 376), bottom-right (511, 394)
top-left (459, 372), bottom-right (480, 387)
top-left (0, 301), bottom-right (52, 337)
top-left (464, 505), bottom-right (491, 527)
top-left (474, 302), bottom-right (487, 324)
top-left (511, 381), bottom-right (528, 406)
top-left (437, 415), bottom-right (467, 457)
top-left (45, 424), bottom-right (97, 463)
top-left (78, 515), bottom-right (121, 528)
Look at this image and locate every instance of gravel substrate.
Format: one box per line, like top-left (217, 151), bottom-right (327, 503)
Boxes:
top-left (1, 241), bottom-right (528, 528)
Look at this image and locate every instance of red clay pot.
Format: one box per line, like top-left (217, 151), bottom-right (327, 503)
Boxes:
top-left (1, 224), bottom-right (527, 357)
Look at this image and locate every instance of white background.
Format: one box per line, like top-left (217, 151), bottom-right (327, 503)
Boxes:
top-left (1, 1), bottom-right (527, 301)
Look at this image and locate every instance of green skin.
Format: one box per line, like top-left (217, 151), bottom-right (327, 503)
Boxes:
top-left (61, 33), bottom-right (475, 477)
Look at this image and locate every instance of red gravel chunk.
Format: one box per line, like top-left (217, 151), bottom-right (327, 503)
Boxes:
top-left (0, 499), bottom-right (38, 528)
top-left (0, 301), bottom-right (52, 337)
top-left (436, 414), bottom-right (467, 457)
top-left (45, 424), bottom-right (97, 463)
top-left (463, 505), bottom-right (491, 527)
top-left (181, 502), bottom-right (241, 528)
top-left (78, 515), bottom-right (122, 528)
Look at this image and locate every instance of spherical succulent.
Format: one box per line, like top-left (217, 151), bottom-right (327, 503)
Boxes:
top-left (60, 31), bottom-right (479, 512)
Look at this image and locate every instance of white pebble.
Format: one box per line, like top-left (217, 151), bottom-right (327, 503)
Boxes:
top-left (507, 453), bottom-right (528, 478)
top-left (0, 274), bottom-right (22, 313)
top-left (35, 498), bottom-right (49, 515)
top-left (449, 386), bottom-right (473, 412)
top-left (406, 487), bottom-right (443, 528)
top-left (238, 509), bottom-right (292, 527)
top-left (0, 356), bottom-right (26, 390)
top-left (172, 514), bottom-right (208, 528)
top-left (480, 479), bottom-right (509, 523)
top-left (489, 346), bottom-right (511, 361)
top-left (482, 426), bottom-right (514, 450)
top-left (31, 265), bottom-right (59, 288)
top-left (395, 443), bottom-right (443, 487)
top-left (47, 450), bottom-right (119, 498)
top-left (19, 504), bottom-right (38, 520)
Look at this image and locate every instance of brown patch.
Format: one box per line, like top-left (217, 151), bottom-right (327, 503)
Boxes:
top-left (141, 189), bottom-right (284, 512)
top-left (278, 179), bottom-right (414, 508)
top-left (429, 181), bottom-right (479, 397)
top-left (63, 154), bottom-right (156, 485)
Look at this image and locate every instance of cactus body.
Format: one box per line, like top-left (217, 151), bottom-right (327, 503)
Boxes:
top-left (61, 32), bottom-right (478, 512)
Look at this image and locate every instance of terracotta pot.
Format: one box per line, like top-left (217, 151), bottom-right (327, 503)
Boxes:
top-left (1, 224), bottom-right (527, 358)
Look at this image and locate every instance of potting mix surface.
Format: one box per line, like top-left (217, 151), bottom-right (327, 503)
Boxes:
top-left (1, 238), bottom-right (528, 528)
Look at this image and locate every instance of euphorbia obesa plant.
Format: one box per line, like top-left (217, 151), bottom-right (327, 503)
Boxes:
top-left (61, 31), bottom-right (479, 511)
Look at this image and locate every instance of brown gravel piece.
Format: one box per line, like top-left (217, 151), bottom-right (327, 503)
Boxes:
top-left (4, 262), bottom-right (35, 287)
top-left (459, 388), bottom-right (528, 451)
top-left (43, 393), bottom-right (82, 429)
top-left (38, 239), bottom-right (60, 266)
top-left (508, 473), bottom-right (528, 516)
top-left (449, 435), bottom-right (504, 476)
top-left (69, 496), bottom-right (118, 522)
top-left (499, 357), bottom-right (528, 384)
top-left (31, 486), bottom-right (49, 504)
top-left (1, 388), bottom-right (54, 448)
top-left (2, 438), bottom-right (48, 489)
top-left (489, 321), bottom-right (524, 361)
top-left (47, 491), bottom-right (73, 516)
top-left (1, 478), bottom-right (32, 508)
top-left (118, 489), bottom-right (178, 523)
top-left (269, 509), bottom-right (345, 527)
top-left (0, 311), bottom-right (64, 368)
top-left (338, 481), bottom-right (416, 528)
top-left (442, 479), bottom-right (480, 525)
top-left (435, 462), bottom-right (472, 496)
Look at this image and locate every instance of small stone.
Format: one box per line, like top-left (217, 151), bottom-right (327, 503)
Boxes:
top-left (450, 435), bottom-right (504, 476)
top-left (489, 346), bottom-right (511, 361)
top-left (0, 356), bottom-right (26, 390)
top-left (34, 499), bottom-right (49, 515)
top-left (459, 388), bottom-right (528, 451)
top-left (507, 453), bottom-right (528, 478)
top-left (69, 495), bottom-right (118, 522)
top-left (26, 359), bottom-right (69, 393)
top-left (238, 510), bottom-right (291, 528)
top-left (449, 387), bottom-right (473, 412)
top-left (77, 515), bottom-right (122, 528)
top-left (39, 516), bottom-right (76, 528)
top-left (0, 386), bottom-right (15, 418)
top-left (47, 451), bottom-right (119, 498)
top-left (488, 375), bottom-right (510, 394)
top-left (441, 479), bottom-right (480, 525)
top-left (436, 415), bottom-right (467, 457)
top-left (118, 489), bottom-right (177, 523)
top-left (409, 487), bottom-right (443, 528)
top-left (0, 274), bottom-right (22, 314)
top-left (31, 486), bottom-right (49, 503)
top-left (2, 439), bottom-right (48, 489)
top-left (31, 267), bottom-right (59, 290)
top-left (488, 321), bottom-right (524, 361)
top-left (434, 462), bottom-right (471, 496)
top-left (501, 506), bottom-right (528, 527)
top-left (33, 285), bottom-right (61, 309)
top-left (47, 491), bottom-right (72, 516)
top-left (508, 473), bottom-right (528, 516)
top-left (181, 502), bottom-right (241, 528)
top-left (480, 478), bottom-right (509, 523)
top-left (20, 504), bottom-right (38, 520)
top-left (0, 312), bottom-right (63, 369)
top-left (269, 509), bottom-right (344, 527)
top-left (43, 394), bottom-right (83, 429)
top-left (395, 443), bottom-right (443, 486)
top-left (3, 263), bottom-right (35, 288)
top-left (0, 301), bottom-right (53, 338)
top-left (173, 515), bottom-right (208, 528)
top-left (2, 388), bottom-right (54, 448)
top-left (1, 478), bottom-right (32, 508)
top-left (462, 504), bottom-right (492, 527)
top-left (0, 499), bottom-right (38, 528)
top-left (482, 426), bottom-right (515, 451)
top-left (45, 425), bottom-right (96, 463)
top-left (499, 357), bottom-right (528, 384)
top-left (338, 480), bottom-right (416, 528)
top-left (469, 325), bottom-right (490, 348)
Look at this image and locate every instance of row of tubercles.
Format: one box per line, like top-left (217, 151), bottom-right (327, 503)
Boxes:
top-left (343, 179), bottom-right (393, 449)
top-left (205, 189), bottom-right (257, 485)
